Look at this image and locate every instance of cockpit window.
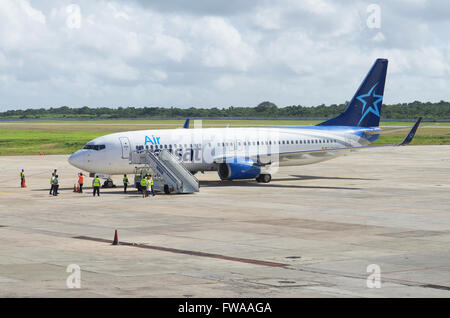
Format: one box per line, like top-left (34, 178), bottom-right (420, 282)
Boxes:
top-left (83, 144), bottom-right (106, 151)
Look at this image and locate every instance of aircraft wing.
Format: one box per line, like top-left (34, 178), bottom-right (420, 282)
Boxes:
top-left (183, 119), bottom-right (190, 129)
top-left (363, 117), bottom-right (422, 138)
top-left (213, 117), bottom-right (422, 164)
top-left (398, 117), bottom-right (422, 145)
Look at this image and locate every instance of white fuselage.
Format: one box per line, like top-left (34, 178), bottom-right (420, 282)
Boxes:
top-left (68, 126), bottom-right (370, 175)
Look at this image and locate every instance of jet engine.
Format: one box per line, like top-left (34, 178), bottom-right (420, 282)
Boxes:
top-left (217, 159), bottom-right (261, 180)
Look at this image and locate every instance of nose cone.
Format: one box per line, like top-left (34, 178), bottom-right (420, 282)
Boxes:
top-left (68, 150), bottom-right (85, 170)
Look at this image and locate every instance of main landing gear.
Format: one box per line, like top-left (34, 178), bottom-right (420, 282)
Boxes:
top-left (256, 174), bottom-right (271, 183)
top-left (102, 179), bottom-right (116, 188)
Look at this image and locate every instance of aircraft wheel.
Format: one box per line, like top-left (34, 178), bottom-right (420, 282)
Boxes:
top-left (260, 174), bottom-right (271, 183)
top-left (255, 175), bottom-right (262, 183)
top-left (102, 179), bottom-right (115, 188)
top-left (164, 184), bottom-right (170, 194)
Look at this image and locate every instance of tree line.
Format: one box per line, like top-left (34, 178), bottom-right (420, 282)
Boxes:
top-left (1, 100), bottom-right (449, 120)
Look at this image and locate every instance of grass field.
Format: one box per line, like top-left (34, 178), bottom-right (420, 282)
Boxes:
top-left (1, 119), bottom-right (450, 155)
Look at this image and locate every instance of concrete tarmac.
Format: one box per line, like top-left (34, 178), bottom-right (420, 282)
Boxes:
top-left (0, 145), bottom-right (449, 297)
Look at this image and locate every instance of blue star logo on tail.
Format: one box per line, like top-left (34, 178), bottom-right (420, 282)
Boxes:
top-left (357, 82), bottom-right (383, 126)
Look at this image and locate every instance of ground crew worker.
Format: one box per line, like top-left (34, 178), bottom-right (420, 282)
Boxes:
top-left (139, 170), bottom-right (146, 194)
top-left (78, 173), bottom-right (84, 193)
top-left (141, 175), bottom-right (148, 198)
top-left (123, 174), bottom-right (129, 193)
top-left (53, 175), bottom-right (59, 196)
top-left (49, 173), bottom-right (55, 195)
top-left (20, 169), bottom-right (25, 187)
top-left (92, 175), bottom-right (100, 197)
top-left (148, 174), bottom-right (155, 196)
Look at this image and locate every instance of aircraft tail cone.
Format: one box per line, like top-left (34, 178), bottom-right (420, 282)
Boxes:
top-left (112, 230), bottom-right (119, 245)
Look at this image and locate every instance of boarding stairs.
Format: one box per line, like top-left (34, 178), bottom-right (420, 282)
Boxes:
top-left (130, 149), bottom-right (199, 194)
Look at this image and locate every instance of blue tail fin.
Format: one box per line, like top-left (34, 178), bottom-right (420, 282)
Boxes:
top-left (318, 58), bottom-right (388, 127)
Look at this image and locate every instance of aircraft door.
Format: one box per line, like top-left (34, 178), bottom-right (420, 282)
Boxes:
top-left (119, 137), bottom-right (131, 159)
top-left (344, 135), bottom-right (353, 147)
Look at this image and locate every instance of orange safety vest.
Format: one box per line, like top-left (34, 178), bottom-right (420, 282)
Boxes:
top-left (78, 176), bottom-right (84, 184)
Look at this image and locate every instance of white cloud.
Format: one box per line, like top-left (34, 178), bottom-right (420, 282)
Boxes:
top-left (0, 0), bottom-right (449, 110)
top-left (192, 17), bottom-right (257, 71)
top-left (251, 7), bottom-right (281, 30)
top-left (19, 0), bottom-right (46, 24)
top-left (372, 32), bottom-right (385, 42)
top-left (213, 75), bottom-right (235, 91)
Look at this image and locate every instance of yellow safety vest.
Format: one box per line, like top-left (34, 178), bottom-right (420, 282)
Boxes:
top-left (51, 176), bottom-right (55, 184)
top-left (141, 177), bottom-right (147, 187)
top-left (149, 177), bottom-right (154, 186)
top-left (123, 177), bottom-right (128, 184)
top-left (93, 178), bottom-right (100, 187)
top-left (20, 172), bottom-right (24, 178)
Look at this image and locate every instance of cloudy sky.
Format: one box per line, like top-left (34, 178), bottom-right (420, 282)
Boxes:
top-left (0, 0), bottom-right (449, 110)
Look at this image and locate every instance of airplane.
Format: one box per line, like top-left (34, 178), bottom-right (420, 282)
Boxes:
top-left (68, 58), bottom-right (421, 185)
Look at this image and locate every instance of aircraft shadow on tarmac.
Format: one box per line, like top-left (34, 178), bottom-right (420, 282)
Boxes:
top-left (199, 175), bottom-right (365, 190)
top-left (32, 187), bottom-right (139, 195)
top-left (288, 175), bottom-right (378, 181)
top-left (32, 174), bottom-right (369, 193)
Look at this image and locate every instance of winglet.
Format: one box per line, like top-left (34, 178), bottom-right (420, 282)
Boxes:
top-left (183, 119), bottom-right (190, 129)
top-left (398, 117), bottom-right (422, 146)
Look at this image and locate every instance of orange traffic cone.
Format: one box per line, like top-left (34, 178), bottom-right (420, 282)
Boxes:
top-left (73, 184), bottom-right (77, 192)
top-left (76, 184), bottom-right (80, 192)
top-left (22, 178), bottom-right (26, 188)
top-left (112, 230), bottom-right (119, 245)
